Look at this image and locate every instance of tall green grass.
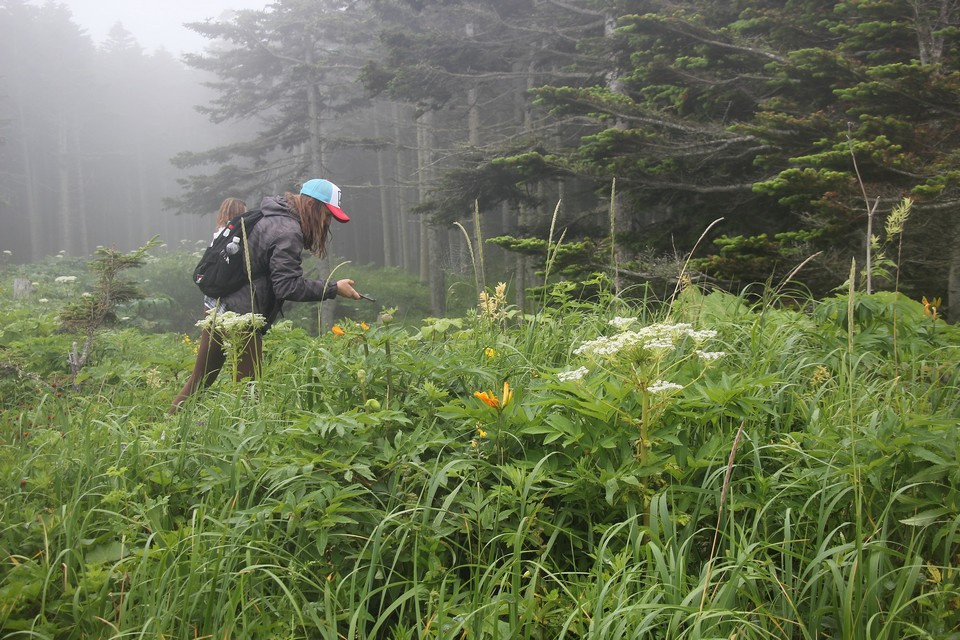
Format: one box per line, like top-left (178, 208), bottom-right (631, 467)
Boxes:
top-left (1, 263), bottom-right (958, 638)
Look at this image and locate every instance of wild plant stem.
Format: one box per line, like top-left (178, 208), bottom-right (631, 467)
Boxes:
top-left (700, 419), bottom-right (745, 612)
top-left (670, 217), bottom-right (724, 303)
top-left (610, 178), bottom-right (618, 293)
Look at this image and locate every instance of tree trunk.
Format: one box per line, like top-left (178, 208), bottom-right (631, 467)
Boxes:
top-left (13, 278), bottom-right (34, 299)
top-left (72, 114), bottom-right (90, 256)
top-left (606, 10), bottom-right (630, 293)
top-left (513, 58), bottom-right (539, 311)
top-left (429, 225), bottom-right (446, 316)
top-left (16, 92), bottom-right (42, 261)
top-left (135, 136), bottom-right (149, 249)
top-left (417, 113), bottom-right (431, 283)
top-left (57, 111), bottom-right (71, 254)
top-left (949, 213), bottom-right (960, 322)
top-left (305, 45), bottom-right (337, 331)
top-left (393, 103), bottom-right (413, 273)
top-left (417, 111), bottom-right (445, 314)
top-left (374, 107), bottom-right (395, 267)
top-left (913, 0), bottom-right (955, 65)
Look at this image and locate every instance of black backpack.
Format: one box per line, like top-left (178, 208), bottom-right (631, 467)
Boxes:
top-left (192, 209), bottom-right (264, 298)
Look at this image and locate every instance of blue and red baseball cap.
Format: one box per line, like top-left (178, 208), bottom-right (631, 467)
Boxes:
top-left (300, 179), bottom-right (350, 222)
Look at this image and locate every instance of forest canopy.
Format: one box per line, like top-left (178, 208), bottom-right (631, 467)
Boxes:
top-left (1, 0), bottom-right (958, 317)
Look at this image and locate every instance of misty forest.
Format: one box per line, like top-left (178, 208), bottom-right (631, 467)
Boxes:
top-left (2, 0), bottom-right (960, 639)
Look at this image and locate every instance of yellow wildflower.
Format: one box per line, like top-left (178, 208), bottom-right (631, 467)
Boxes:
top-left (361, 321), bottom-right (370, 331)
top-left (484, 347), bottom-right (496, 358)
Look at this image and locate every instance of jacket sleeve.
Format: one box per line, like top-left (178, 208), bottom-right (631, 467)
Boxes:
top-left (267, 225), bottom-right (338, 302)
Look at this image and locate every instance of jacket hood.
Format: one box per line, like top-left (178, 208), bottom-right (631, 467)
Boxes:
top-left (259, 195), bottom-right (298, 220)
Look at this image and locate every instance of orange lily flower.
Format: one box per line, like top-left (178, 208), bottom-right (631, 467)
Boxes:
top-left (473, 381), bottom-right (512, 410)
top-left (474, 390), bottom-right (500, 409)
top-left (922, 296), bottom-right (941, 321)
top-left (331, 325), bottom-right (346, 336)
top-left (361, 321), bottom-right (370, 331)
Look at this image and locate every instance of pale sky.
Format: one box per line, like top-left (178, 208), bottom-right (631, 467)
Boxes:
top-left (42, 0), bottom-right (272, 56)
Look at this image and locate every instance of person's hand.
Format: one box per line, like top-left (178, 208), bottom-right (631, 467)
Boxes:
top-left (336, 279), bottom-right (361, 299)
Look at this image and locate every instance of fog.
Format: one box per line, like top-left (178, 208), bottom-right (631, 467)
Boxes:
top-left (5, 0), bottom-right (951, 318)
top-left (0, 0), bottom-right (425, 271)
top-left (1, 0), bottom-right (593, 317)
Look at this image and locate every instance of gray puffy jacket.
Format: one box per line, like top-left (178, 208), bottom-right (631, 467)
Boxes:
top-left (219, 195), bottom-right (337, 328)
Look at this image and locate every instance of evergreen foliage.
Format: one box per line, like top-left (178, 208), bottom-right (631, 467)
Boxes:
top-left (3, 0), bottom-right (958, 314)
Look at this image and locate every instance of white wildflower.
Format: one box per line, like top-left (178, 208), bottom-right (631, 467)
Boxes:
top-left (573, 322), bottom-right (719, 359)
top-left (38, 298), bottom-right (49, 303)
top-left (54, 275), bottom-right (77, 284)
top-left (2, 250), bottom-right (11, 255)
top-left (643, 337), bottom-right (676, 351)
top-left (54, 254), bottom-right (64, 259)
top-left (608, 316), bottom-right (637, 331)
top-left (646, 380), bottom-right (683, 394)
top-left (197, 310), bottom-right (266, 333)
top-left (557, 366), bottom-right (589, 382)
top-left (81, 292), bottom-right (92, 298)
top-left (145, 368), bottom-right (163, 389)
top-left (687, 329), bottom-right (718, 343)
top-left (636, 322), bottom-right (690, 340)
top-left (574, 331), bottom-right (644, 357)
top-left (695, 350), bottom-right (725, 361)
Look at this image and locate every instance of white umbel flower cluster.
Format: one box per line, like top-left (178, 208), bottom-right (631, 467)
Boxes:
top-left (573, 322), bottom-right (718, 358)
top-left (196, 310), bottom-right (266, 333)
top-left (54, 275), bottom-right (77, 284)
top-left (695, 350), bottom-right (725, 361)
top-left (608, 316), bottom-right (638, 331)
top-left (646, 380), bottom-right (684, 394)
top-left (557, 366), bottom-right (590, 382)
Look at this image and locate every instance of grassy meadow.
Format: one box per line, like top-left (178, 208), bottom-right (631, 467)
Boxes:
top-left (1, 249), bottom-right (959, 639)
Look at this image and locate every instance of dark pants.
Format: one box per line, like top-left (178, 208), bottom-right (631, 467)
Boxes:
top-left (169, 327), bottom-right (262, 414)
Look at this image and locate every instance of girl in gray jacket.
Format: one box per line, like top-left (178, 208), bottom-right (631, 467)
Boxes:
top-left (170, 179), bottom-right (361, 413)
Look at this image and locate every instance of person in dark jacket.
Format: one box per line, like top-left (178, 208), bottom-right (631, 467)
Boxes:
top-left (170, 179), bottom-right (361, 413)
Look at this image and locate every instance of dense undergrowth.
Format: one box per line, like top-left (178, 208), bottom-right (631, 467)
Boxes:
top-left (1, 255), bottom-right (959, 639)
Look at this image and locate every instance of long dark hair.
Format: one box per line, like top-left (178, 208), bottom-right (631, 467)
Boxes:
top-left (285, 193), bottom-right (332, 257)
